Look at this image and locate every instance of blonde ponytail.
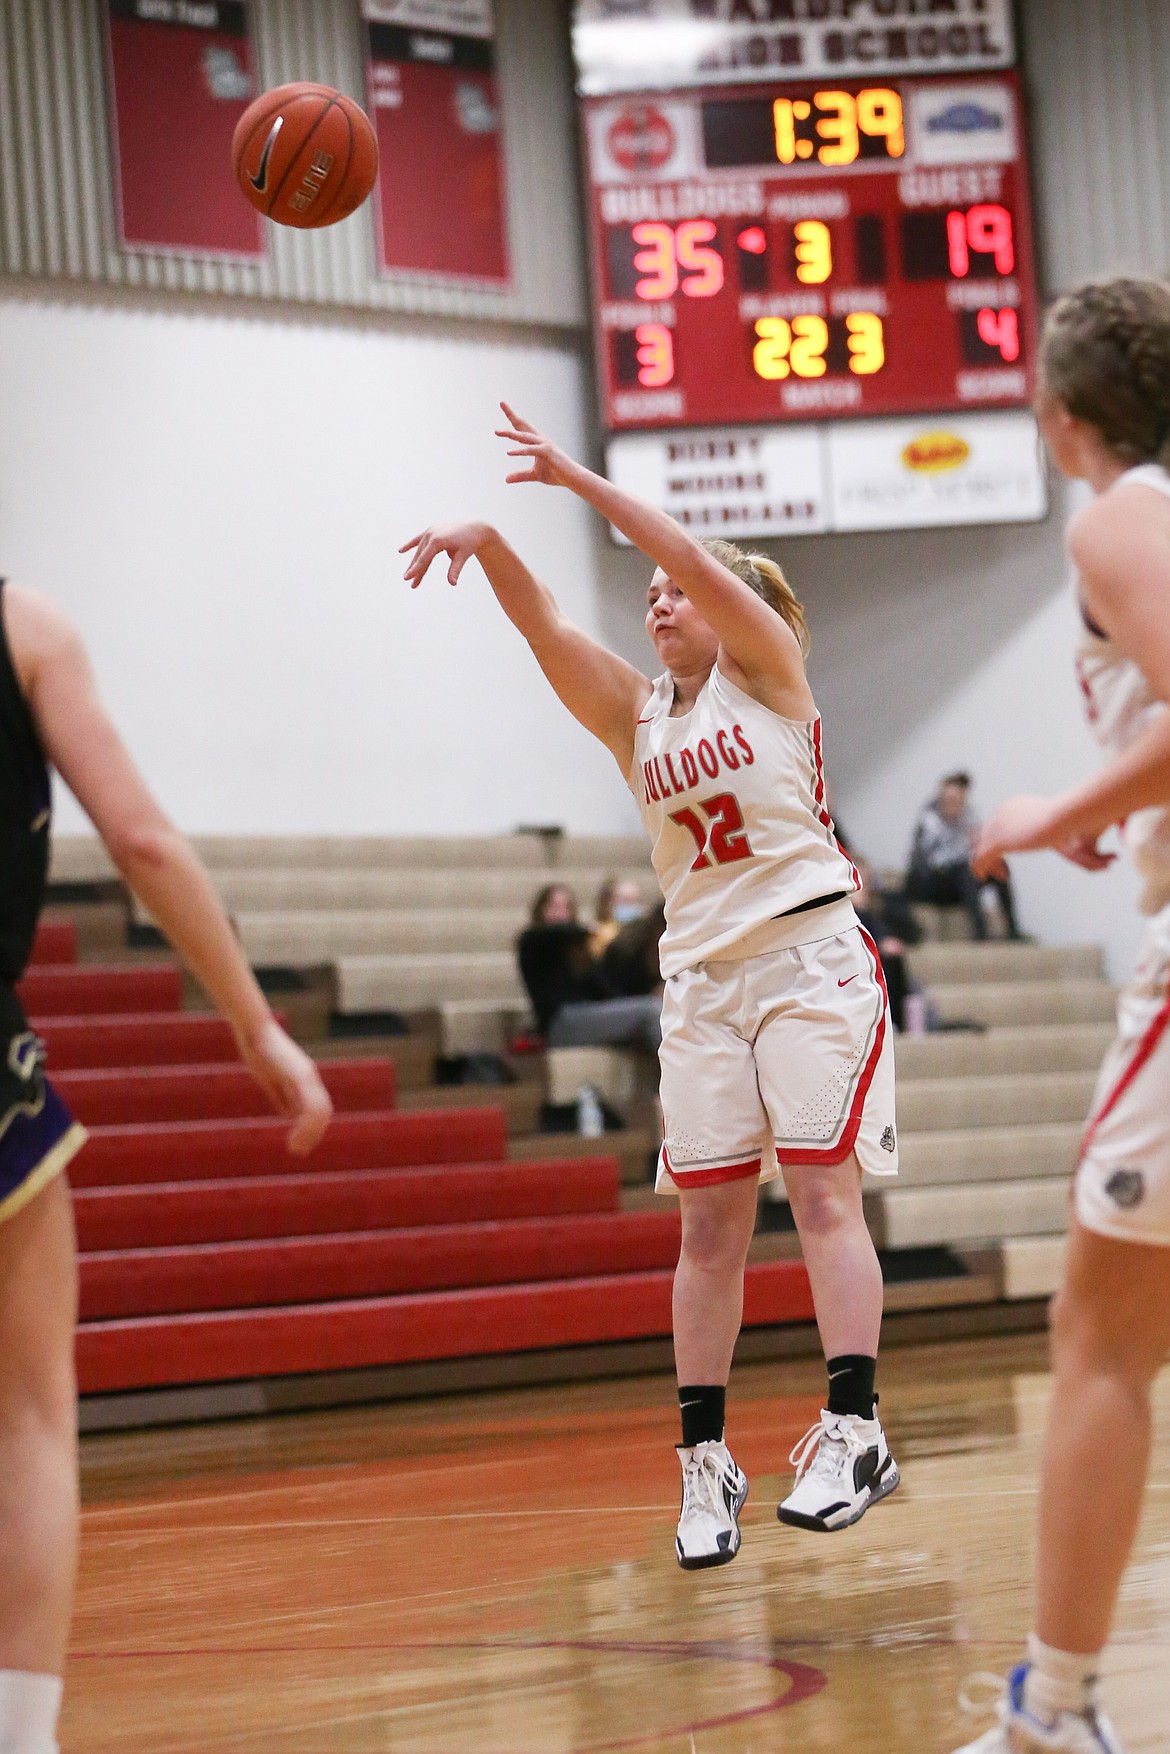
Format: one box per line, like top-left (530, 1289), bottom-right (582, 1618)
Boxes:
top-left (700, 538), bottom-right (811, 656)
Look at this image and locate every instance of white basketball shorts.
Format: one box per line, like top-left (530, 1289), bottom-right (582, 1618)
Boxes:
top-left (655, 899), bottom-right (899, 1194)
top-left (1076, 902), bottom-right (1170, 1246)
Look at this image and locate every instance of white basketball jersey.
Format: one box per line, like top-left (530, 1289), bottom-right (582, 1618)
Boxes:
top-left (1075, 463), bottom-right (1170, 914)
top-left (629, 665), bottom-right (859, 977)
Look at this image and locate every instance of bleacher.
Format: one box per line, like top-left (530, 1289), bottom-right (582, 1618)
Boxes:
top-left (45, 832), bottom-right (1104, 1418)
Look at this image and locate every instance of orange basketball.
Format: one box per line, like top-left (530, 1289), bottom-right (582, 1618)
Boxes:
top-left (231, 82), bottom-right (378, 230)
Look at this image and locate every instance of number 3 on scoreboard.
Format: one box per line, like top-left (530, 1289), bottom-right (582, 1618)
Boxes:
top-left (670, 794), bottom-right (754, 871)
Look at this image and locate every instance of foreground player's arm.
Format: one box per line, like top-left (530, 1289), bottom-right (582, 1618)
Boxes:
top-left (5, 585), bottom-right (332, 1154)
top-left (974, 490), bottom-right (1170, 874)
top-left (496, 405), bottom-right (810, 705)
top-left (401, 520), bottom-right (651, 770)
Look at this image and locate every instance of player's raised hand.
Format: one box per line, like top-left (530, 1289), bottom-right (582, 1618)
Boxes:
top-left (236, 1016), bottom-right (333, 1156)
top-left (400, 522), bottom-right (493, 588)
top-left (495, 403), bottom-right (578, 487)
top-left (1057, 833), bottom-right (1117, 873)
top-left (972, 794), bottom-right (1065, 878)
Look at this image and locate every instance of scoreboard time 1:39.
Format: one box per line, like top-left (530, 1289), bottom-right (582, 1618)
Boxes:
top-left (583, 71), bottom-right (1038, 432)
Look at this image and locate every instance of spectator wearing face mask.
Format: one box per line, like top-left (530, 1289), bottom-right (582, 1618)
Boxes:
top-left (590, 875), bottom-right (647, 958)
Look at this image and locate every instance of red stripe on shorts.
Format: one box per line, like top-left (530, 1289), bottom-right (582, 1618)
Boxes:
top-left (775, 925), bottom-right (888, 1167)
top-left (663, 1146), bottom-right (763, 1188)
top-left (1077, 985), bottom-right (1170, 1167)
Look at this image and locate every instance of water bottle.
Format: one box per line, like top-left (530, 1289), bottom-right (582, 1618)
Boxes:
top-left (577, 1084), bottom-right (605, 1138)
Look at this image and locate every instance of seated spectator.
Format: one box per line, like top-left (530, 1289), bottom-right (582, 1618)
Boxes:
top-left (905, 772), bottom-right (1024, 941)
top-left (590, 875), bottom-right (647, 959)
top-left (516, 883), bottom-right (661, 1051)
top-left (599, 899), bottom-right (666, 1000)
top-left (852, 858), bottom-right (921, 1031)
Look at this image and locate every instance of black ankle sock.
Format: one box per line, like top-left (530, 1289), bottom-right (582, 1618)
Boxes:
top-left (826, 1355), bottom-right (877, 1420)
top-left (678, 1384), bottom-right (726, 1449)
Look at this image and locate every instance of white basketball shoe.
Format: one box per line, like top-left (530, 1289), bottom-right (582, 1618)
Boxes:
top-left (952, 1664), bottom-right (1125, 1752)
top-left (675, 1439), bottom-right (748, 1570)
top-left (777, 1407), bottom-right (899, 1531)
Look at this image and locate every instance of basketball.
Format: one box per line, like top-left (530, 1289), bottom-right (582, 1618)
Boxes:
top-left (231, 82), bottom-right (378, 230)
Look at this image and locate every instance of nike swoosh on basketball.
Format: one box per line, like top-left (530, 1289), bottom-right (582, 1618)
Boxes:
top-left (837, 975), bottom-right (857, 987)
top-left (249, 115), bottom-right (284, 192)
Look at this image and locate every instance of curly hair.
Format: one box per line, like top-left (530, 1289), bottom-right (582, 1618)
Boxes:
top-left (699, 539), bottom-right (811, 656)
top-left (1041, 276), bottom-right (1170, 467)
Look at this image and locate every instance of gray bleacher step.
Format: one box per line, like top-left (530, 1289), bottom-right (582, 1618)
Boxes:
top-left (237, 907), bottom-right (528, 962)
top-left (894, 1024), bottom-right (1112, 1080)
top-left (510, 1126), bottom-right (657, 1187)
top-left (203, 864), bottom-right (658, 914)
top-left (867, 1177), bottom-right (1070, 1249)
top-left (191, 834), bottom-right (548, 870)
top-left (895, 1121), bottom-right (1080, 1186)
top-left (896, 1072), bottom-right (1097, 1132)
top-left (929, 979), bottom-right (1116, 1028)
top-left (336, 952), bottom-right (525, 1012)
top-left (1000, 1235), bottom-right (1067, 1299)
top-left (398, 1080), bottom-right (544, 1133)
top-left (906, 942), bottom-right (1104, 986)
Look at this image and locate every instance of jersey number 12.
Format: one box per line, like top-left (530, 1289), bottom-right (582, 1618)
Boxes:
top-left (669, 793), bottom-right (754, 871)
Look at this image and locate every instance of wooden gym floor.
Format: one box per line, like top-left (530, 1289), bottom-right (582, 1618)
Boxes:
top-left (66, 1335), bottom-right (1170, 1753)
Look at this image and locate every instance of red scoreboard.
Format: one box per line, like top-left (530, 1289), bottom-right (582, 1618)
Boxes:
top-left (582, 70), bottom-right (1038, 434)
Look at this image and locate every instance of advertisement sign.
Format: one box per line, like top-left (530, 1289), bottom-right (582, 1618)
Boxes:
top-left (605, 410), bottom-right (1044, 538)
top-left (105, 0), bottom-right (263, 257)
top-left (827, 409), bottom-right (1046, 530)
top-left (605, 424), bottom-right (828, 542)
top-left (363, 0), bottom-right (511, 284)
top-left (572, 0), bottom-right (1016, 96)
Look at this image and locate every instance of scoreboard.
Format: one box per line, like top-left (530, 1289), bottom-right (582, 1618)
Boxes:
top-left (573, 1), bottom-right (1046, 536)
top-left (585, 73), bottom-right (1036, 431)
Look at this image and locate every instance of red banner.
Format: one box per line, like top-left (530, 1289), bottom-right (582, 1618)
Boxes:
top-left (105, 0), bottom-right (263, 257)
top-left (364, 4), bottom-right (511, 286)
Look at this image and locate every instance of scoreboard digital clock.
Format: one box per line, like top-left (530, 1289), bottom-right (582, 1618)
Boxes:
top-left (583, 70), bottom-right (1038, 434)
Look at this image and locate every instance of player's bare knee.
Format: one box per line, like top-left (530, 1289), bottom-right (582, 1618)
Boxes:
top-left (680, 1205), bottom-right (749, 1274)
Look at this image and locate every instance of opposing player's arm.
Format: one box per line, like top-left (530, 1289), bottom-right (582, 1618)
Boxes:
top-left (496, 405), bottom-right (812, 709)
top-left (3, 584), bottom-right (332, 1153)
top-left (401, 521), bottom-right (651, 770)
top-left (974, 492), bottom-right (1170, 872)
top-left (1055, 492), bottom-right (1170, 827)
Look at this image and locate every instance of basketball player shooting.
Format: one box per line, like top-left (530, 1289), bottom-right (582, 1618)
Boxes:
top-left (401, 403), bottom-right (901, 1570)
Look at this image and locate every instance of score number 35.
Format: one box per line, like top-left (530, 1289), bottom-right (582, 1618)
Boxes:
top-left (753, 312), bottom-right (884, 379)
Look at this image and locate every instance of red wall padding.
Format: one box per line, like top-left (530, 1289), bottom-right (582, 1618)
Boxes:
top-left (72, 1156), bottom-right (622, 1249)
top-left (69, 1107), bottom-right (508, 1188)
top-left (79, 1209), bottom-right (682, 1316)
top-left (54, 1058), bottom-right (396, 1125)
top-left (18, 964), bottom-right (183, 1017)
top-left (36, 1013), bottom-right (244, 1069)
top-left (76, 1259), bottom-right (814, 1392)
top-left (28, 920), bottom-right (77, 965)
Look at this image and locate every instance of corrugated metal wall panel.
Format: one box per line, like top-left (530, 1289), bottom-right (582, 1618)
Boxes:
top-left (0, 0), bottom-right (584, 327)
top-left (1021, 0), bottom-right (1170, 290)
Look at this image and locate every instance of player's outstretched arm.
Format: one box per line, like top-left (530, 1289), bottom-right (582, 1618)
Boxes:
top-left (973, 491), bottom-right (1170, 877)
top-left (495, 403), bottom-right (807, 697)
top-left (401, 519), bottom-right (650, 770)
top-left (6, 585), bottom-right (333, 1155)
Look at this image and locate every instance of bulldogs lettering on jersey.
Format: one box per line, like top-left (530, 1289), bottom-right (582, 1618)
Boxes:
top-left (630, 665), bottom-right (858, 977)
top-left (1075, 463), bottom-right (1170, 915)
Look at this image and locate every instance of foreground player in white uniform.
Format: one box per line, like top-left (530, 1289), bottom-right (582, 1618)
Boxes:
top-left (402, 406), bottom-right (900, 1568)
top-left (954, 279), bottom-right (1170, 1753)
